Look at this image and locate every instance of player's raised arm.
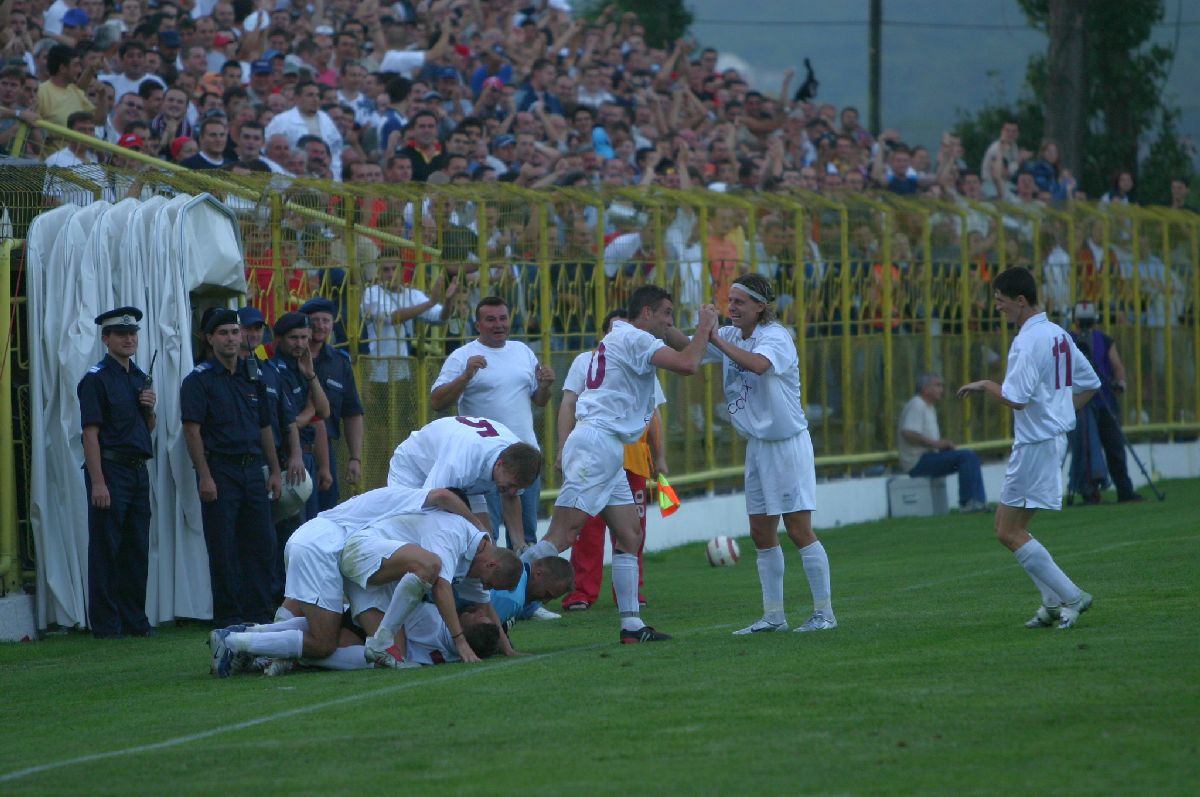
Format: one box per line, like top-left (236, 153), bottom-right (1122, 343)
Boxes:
top-left (651, 304), bottom-right (717, 375)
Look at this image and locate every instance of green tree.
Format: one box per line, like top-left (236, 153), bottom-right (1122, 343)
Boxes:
top-left (954, 0), bottom-right (1194, 204)
top-left (579, 0), bottom-right (693, 50)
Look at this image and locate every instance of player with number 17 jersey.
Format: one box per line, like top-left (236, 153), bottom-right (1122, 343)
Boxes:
top-left (1002, 313), bottom-right (1100, 444)
top-left (574, 320), bottom-right (666, 444)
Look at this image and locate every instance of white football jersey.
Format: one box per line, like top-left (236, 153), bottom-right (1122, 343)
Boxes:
top-left (573, 320), bottom-right (666, 444)
top-left (316, 485), bottom-right (431, 533)
top-left (564, 348), bottom-right (665, 406)
top-left (431, 339), bottom-right (541, 447)
top-left (388, 415), bottom-right (521, 496)
top-left (704, 323), bottom-right (807, 441)
top-left (360, 510), bottom-right (489, 603)
top-left (1001, 312), bottom-right (1100, 443)
top-left (402, 603), bottom-right (459, 665)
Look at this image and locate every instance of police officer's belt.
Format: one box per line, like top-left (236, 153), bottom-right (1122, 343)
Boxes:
top-left (206, 451), bottom-right (263, 466)
top-left (101, 449), bottom-right (149, 468)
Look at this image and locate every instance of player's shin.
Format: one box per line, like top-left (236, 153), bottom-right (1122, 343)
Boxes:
top-left (612, 551), bottom-right (644, 631)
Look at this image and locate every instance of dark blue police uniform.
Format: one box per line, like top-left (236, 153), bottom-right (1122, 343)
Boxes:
top-left (77, 307), bottom-right (154, 638)
top-left (302, 298), bottom-right (364, 510)
top-left (180, 339), bottom-right (277, 626)
top-left (271, 353), bottom-right (320, 520)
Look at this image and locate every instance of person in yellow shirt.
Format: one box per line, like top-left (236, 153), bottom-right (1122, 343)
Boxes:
top-left (36, 44), bottom-right (106, 128)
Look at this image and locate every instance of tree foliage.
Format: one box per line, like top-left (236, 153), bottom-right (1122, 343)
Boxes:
top-left (954, 0), bottom-right (1193, 204)
top-left (578, 0), bottom-right (694, 50)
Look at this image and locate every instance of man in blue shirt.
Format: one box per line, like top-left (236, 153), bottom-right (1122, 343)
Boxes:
top-left (181, 308), bottom-right (282, 626)
top-left (77, 306), bottom-right (156, 638)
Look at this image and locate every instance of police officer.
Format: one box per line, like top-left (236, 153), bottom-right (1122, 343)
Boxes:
top-left (271, 311), bottom-right (332, 521)
top-left (77, 307), bottom-right (156, 639)
top-left (181, 308), bottom-right (282, 626)
top-left (300, 297), bottom-right (364, 509)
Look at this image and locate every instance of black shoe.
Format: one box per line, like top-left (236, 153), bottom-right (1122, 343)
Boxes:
top-left (620, 625), bottom-right (672, 644)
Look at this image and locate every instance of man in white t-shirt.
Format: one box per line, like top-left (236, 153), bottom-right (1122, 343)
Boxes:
top-left (525, 285), bottom-right (717, 643)
top-left (958, 267), bottom-right (1101, 630)
top-left (207, 484), bottom-right (480, 677)
top-left (387, 415), bottom-right (543, 544)
top-left (431, 297), bottom-right (555, 551)
top-left (898, 373), bottom-right (987, 511)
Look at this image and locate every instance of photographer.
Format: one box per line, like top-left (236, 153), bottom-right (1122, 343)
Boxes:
top-left (1068, 302), bottom-right (1143, 504)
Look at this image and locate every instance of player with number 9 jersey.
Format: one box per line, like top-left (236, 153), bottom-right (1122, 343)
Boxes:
top-left (387, 416), bottom-right (542, 512)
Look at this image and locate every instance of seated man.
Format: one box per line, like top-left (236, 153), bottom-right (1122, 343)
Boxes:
top-left (207, 487), bottom-right (489, 678)
top-left (898, 373), bottom-right (988, 512)
top-left (341, 510), bottom-right (523, 666)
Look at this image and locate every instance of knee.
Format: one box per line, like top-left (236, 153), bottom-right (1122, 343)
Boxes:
top-left (412, 553), bottom-right (440, 586)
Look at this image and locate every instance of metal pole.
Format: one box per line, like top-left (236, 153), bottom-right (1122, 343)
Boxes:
top-left (0, 239), bottom-right (20, 590)
top-left (869, 0), bottom-right (882, 136)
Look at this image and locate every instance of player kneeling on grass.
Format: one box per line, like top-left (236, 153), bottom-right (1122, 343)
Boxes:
top-left (958, 267), bottom-right (1099, 629)
top-left (341, 510), bottom-right (523, 666)
top-left (702, 274), bottom-right (835, 634)
top-left (208, 486), bottom-right (484, 677)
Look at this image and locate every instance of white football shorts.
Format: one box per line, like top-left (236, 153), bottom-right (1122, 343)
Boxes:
top-left (339, 528), bottom-right (405, 589)
top-left (554, 423), bottom-right (633, 516)
top-left (282, 518), bottom-right (347, 613)
top-left (744, 431), bottom-right (817, 516)
top-left (1000, 435), bottom-right (1066, 511)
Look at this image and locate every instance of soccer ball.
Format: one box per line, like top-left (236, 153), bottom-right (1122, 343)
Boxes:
top-left (706, 536), bottom-right (740, 567)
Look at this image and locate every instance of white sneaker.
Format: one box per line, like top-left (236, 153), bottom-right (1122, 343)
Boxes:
top-left (364, 635), bottom-right (420, 669)
top-left (530, 606), bottom-right (561, 620)
top-left (732, 618), bottom-right (788, 635)
top-left (1057, 591), bottom-right (1093, 630)
top-left (1023, 605), bottom-right (1061, 628)
top-left (794, 613), bottom-right (838, 632)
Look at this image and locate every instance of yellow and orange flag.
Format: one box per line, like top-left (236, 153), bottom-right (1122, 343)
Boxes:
top-left (657, 475), bottom-right (681, 517)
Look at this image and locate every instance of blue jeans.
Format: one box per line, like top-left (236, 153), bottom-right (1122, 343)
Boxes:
top-left (484, 475), bottom-right (541, 548)
top-left (910, 449), bottom-right (986, 506)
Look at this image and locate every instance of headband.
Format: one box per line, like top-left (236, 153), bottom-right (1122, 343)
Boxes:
top-left (730, 282), bottom-right (770, 304)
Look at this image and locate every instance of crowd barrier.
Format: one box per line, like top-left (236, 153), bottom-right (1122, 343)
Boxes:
top-left (1, 118), bottom-right (1197, 593)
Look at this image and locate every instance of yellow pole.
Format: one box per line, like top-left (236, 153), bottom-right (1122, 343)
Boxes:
top-left (537, 201), bottom-right (554, 478)
top-left (1160, 219), bottom-right (1174, 434)
top-left (698, 205), bottom-right (715, 478)
top-left (1130, 220), bottom-right (1143, 426)
top-left (270, 192), bottom-right (285, 318)
top-left (959, 220), bottom-right (973, 443)
top-left (0, 239), bottom-right (19, 590)
top-left (838, 207), bottom-right (853, 457)
top-left (793, 207), bottom-right (807, 408)
top-left (413, 203), bottom-right (430, 429)
top-left (1193, 222), bottom-right (1200, 425)
top-left (921, 212), bottom-right (933, 370)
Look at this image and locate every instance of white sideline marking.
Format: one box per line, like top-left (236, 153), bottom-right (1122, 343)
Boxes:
top-left (0, 625), bottom-right (727, 783)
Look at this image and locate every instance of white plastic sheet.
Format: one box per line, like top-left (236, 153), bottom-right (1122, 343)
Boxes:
top-left (26, 194), bottom-right (246, 629)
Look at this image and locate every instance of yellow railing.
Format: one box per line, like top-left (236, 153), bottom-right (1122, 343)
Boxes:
top-left (2, 115), bottom-right (1198, 549)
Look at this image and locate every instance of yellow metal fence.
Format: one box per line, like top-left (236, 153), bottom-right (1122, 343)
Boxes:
top-left (2, 117), bottom-right (1198, 589)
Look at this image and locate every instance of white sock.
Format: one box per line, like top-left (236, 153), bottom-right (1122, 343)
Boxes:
top-left (273, 606), bottom-right (296, 622)
top-left (525, 539), bottom-right (558, 561)
top-left (304, 645), bottom-right (372, 671)
top-left (1014, 539), bottom-right (1081, 604)
top-left (1027, 572), bottom-right (1064, 607)
top-left (229, 629), bottom-right (303, 658)
top-left (756, 546), bottom-right (786, 624)
top-left (799, 540), bottom-right (834, 619)
top-left (612, 552), bottom-right (644, 631)
top-left (372, 573), bottom-right (430, 642)
top-left (246, 616), bottom-right (309, 633)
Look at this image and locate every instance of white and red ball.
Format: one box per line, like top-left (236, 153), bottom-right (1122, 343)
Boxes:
top-left (706, 536), bottom-right (740, 567)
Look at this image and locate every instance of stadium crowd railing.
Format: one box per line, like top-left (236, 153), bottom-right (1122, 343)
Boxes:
top-left (1, 120), bottom-right (1197, 591)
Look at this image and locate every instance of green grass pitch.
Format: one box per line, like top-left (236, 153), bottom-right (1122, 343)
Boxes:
top-left (1, 481), bottom-right (1196, 796)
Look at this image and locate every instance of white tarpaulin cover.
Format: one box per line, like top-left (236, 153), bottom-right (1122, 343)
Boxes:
top-left (26, 194), bottom-right (246, 629)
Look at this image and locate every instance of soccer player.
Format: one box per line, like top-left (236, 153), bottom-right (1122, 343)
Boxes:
top-left (341, 510), bottom-right (524, 666)
top-left (524, 285), bottom-right (718, 643)
top-left (208, 485), bottom-right (485, 677)
top-left (487, 554), bottom-right (576, 627)
top-left (702, 274), bottom-right (835, 634)
top-left (396, 602), bottom-right (504, 665)
top-left (958, 267), bottom-right (1100, 629)
top-left (386, 415), bottom-right (543, 539)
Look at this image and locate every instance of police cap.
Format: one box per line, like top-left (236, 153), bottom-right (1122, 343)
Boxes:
top-left (202, 308), bottom-right (240, 334)
top-left (273, 311), bottom-right (309, 337)
top-left (95, 306), bottom-right (142, 332)
top-left (299, 297), bottom-right (337, 317)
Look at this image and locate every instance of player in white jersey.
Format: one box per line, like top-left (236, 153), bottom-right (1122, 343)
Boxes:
top-left (342, 509), bottom-right (523, 665)
top-left (207, 484), bottom-right (479, 677)
top-left (387, 415), bottom-right (543, 540)
top-left (702, 273), bottom-right (835, 635)
top-left (958, 267), bottom-right (1101, 629)
top-left (525, 285), bottom-right (717, 643)
top-left (398, 602), bottom-right (503, 665)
